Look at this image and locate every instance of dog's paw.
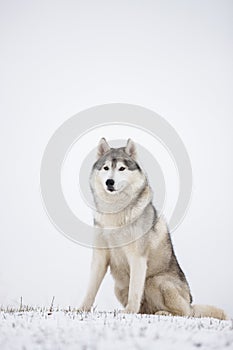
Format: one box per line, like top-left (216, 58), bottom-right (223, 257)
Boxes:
top-left (77, 305), bottom-right (92, 313)
top-left (122, 305), bottom-right (139, 314)
top-left (155, 310), bottom-right (173, 316)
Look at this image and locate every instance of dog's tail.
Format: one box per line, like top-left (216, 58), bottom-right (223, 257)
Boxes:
top-left (191, 304), bottom-right (227, 320)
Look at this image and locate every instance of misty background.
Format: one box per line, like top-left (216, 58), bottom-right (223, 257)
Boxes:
top-left (0, 0), bottom-right (232, 316)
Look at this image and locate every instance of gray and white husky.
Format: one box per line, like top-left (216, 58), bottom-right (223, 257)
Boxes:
top-left (79, 138), bottom-right (227, 319)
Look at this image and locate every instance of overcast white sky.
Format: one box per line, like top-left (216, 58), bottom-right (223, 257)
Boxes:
top-left (0, 0), bottom-right (233, 316)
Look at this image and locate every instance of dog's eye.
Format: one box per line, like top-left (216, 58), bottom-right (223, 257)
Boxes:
top-left (119, 167), bottom-right (125, 171)
top-left (103, 166), bottom-right (109, 171)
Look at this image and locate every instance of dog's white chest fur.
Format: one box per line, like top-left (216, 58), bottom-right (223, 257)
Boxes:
top-left (95, 211), bottom-right (128, 228)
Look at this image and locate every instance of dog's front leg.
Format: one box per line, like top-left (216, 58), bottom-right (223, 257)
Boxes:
top-left (124, 255), bottom-right (147, 314)
top-left (79, 248), bottom-right (109, 312)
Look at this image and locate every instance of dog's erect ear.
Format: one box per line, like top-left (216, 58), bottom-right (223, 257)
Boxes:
top-left (125, 139), bottom-right (137, 159)
top-left (97, 138), bottom-right (110, 158)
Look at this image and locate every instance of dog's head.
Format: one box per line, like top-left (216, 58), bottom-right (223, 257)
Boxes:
top-left (90, 138), bottom-right (146, 208)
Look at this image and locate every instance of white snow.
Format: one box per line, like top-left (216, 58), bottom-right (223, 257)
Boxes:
top-left (0, 310), bottom-right (233, 350)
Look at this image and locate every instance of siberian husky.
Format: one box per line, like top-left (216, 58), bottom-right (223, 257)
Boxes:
top-left (79, 138), bottom-right (227, 319)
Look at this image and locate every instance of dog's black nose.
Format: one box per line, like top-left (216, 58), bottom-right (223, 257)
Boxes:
top-left (106, 179), bottom-right (114, 187)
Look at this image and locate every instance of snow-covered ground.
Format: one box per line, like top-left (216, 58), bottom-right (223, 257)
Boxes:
top-left (0, 309), bottom-right (233, 350)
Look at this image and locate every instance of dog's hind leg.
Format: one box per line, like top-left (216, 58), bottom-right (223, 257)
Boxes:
top-left (159, 280), bottom-right (192, 317)
top-left (114, 285), bottom-right (129, 308)
top-left (144, 276), bottom-right (192, 317)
